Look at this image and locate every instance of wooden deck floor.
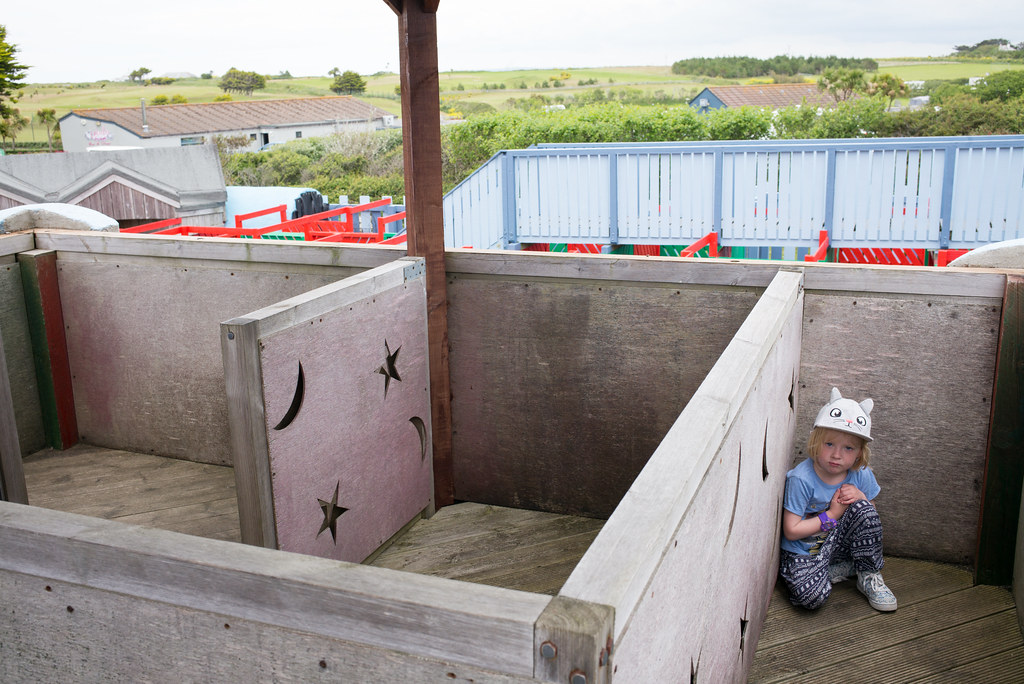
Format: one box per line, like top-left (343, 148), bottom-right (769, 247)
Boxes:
top-left (751, 557), bottom-right (1024, 682)
top-left (22, 444), bottom-right (241, 542)
top-left (369, 501), bottom-right (605, 595)
top-left (20, 446), bottom-right (1022, 680)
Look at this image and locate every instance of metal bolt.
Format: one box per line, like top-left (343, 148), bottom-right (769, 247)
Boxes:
top-left (569, 670), bottom-right (587, 684)
top-left (227, 331), bottom-right (235, 340)
top-left (540, 641), bottom-right (557, 659)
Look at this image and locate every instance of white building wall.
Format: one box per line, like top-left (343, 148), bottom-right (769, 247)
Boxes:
top-left (60, 114), bottom-right (394, 154)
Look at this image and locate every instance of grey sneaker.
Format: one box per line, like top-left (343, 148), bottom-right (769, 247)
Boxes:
top-left (828, 560), bottom-right (855, 584)
top-left (857, 571), bottom-right (898, 611)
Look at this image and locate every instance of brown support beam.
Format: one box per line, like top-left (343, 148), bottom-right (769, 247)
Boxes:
top-left (391, 0), bottom-right (454, 506)
top-left (976, 275), bottom-right (1024, 585)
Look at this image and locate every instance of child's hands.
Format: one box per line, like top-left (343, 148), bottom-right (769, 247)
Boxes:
top-left (829, 484), bottom-right (867, 519)
top-left (837, 484), bottom-right (866, 506)
top-left (828, 487), bottom-right (849, 519)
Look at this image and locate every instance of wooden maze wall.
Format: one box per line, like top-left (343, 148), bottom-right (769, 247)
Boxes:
top-left (223, 258), bottom-right (433, 563)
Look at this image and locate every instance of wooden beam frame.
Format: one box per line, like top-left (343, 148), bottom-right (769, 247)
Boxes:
top-left (390, 0), bottom-right (454, 506)
top-left (976, 275), bottom-right (1024, 585)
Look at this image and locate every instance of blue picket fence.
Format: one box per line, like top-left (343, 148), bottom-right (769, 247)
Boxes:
top-left (442, 136), bottom-right (1024, 254)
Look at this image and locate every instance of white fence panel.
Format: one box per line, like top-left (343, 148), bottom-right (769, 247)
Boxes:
top-left (443, 154), bottom-right (505, 249)
top-left (720, 150), bottom-right (826, 245)
top-left (617, 152), bottom-right (715, 243)
top-left (514, 154), bottom-right (611, 244)
top-left (950, 146), bottom-right (1024, 248)
top-left (831, 148), bottom-right (945, 248)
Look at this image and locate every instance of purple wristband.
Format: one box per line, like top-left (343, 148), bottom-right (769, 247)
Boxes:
top-left (818, 511), bottom-right (837, 531)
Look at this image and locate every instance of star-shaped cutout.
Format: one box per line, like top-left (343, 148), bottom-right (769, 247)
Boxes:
top-left (317, 481), bottom-right (348, 544)
top-left (376, 339), bottom-right (402, 398)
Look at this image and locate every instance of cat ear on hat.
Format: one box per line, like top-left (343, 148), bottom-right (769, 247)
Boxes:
top-left (859, 397), bottom-right (874, 415)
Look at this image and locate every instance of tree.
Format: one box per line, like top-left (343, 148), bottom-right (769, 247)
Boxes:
top-left (866, 73), bottom-right (910, 110)
top-left (219, 67), bottom-right (266, 96)
top-left (975, 70), bottom-right (1024, 102)
top-left (330, 70), bottom-right (367, 95)
top-left (0, 107), bottom-right (28, 151)
top-left (817, 67), bottom-right (866, 103)
top-left (36, 107), bottom-right (57, 151)
top-left (129, 67), bottom-right (151, 83)
top-left (0, 24), bottom-right (28, 140)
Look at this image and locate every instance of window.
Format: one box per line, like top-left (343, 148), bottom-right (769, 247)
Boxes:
top-left (180, 136), bottom-right (204, 146)
top-left (295, 131), bottom-right (302, 139)
top-left (249, 133), bottom-right (257, 140)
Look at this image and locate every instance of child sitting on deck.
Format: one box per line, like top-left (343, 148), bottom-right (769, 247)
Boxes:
top-left (779, 387), bottom-right (897, 612)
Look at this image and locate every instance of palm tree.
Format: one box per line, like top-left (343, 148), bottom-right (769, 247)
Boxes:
top-left (0, 108), bottom-right (28, 152)
top-left (36, 107), bottom-right (57, 151)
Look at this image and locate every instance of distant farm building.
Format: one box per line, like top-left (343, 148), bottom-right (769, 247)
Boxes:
top-left (58, 96), bottom-right (397, 153)
top-left (0, 146), bottom-right (227, 228)
top-left (690, 83), bottom-right (837, 112)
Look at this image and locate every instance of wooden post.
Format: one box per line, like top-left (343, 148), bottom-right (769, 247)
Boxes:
top-left (385, 0), bottom-right (454, 507)
top-left (976, 275), bottom-right (1024, 585)
top-left (18, 250), bottom-right (78, 450)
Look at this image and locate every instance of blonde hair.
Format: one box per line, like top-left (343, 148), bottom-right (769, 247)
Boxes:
top-left (807, 426), bottom-right (871, 470)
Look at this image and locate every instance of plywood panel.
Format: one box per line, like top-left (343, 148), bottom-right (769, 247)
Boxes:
top-left (597, 286), bottom-right (801, 682)
top-left (259, 267), bottom-right (433, 563)
top-left (0, 501), bottom-right (547, 680)
top-left (58, 257), bottom-right (347, 465)
top-left (797, 291), bottom-right (1001, 564)
top-left (448, 274), bottom-right (761, 517)
top-left (0, 261), bottom-right (45, 455)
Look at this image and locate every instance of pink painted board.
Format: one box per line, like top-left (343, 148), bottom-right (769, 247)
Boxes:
top-left (259, 280), bottom-right (432, 563)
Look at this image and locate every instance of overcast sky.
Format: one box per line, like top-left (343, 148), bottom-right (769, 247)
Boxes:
top-left (5, 0), bottom-right (1023, 83)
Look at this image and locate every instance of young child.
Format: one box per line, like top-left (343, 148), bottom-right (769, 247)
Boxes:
top-left (779, 387), bottom-right (897, 612)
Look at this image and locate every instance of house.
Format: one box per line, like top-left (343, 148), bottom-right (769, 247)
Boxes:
top-left (58, 96), bottom-right (397, 153)
top-left (690, 83), bottom-right (838, 112)
top-left (0, 146), bottom-right (227, 228)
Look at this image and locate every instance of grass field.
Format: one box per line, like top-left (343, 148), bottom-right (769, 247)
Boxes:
top-left (8, 60), bottom-right (1024, 145)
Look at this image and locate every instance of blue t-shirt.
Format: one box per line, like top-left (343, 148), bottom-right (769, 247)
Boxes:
top-left (780, 458), bottom-right (881, 556)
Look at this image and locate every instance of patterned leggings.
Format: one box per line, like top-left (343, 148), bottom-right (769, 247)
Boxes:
top-left (778, 499), bottom-right (885, 610)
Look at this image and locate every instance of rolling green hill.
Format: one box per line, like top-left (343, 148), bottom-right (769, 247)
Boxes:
top-left (8, 60), bottom-right (1024, 146)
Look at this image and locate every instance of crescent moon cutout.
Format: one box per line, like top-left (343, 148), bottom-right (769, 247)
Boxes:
top-left (410, 416), bottom-right (427, 460)
top-left (273, 361), bottom-right (304, 431)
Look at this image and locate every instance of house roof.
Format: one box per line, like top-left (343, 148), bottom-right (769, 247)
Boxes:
top-left (694, 83), bottom-right (838, 108)
top-left (0, 146), bottom-right (226, 208)
top-left (60, 97), bottom-right (392, 138)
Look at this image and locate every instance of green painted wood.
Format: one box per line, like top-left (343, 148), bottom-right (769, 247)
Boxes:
top-left (17, 250), bottom-right (78, 450)
top-left (976, 275), bottom-right (1024, 585)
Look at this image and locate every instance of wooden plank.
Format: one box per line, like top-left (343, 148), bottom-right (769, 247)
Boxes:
top-left (22, 445), bottom-right (240, 541)
top-left (0, 501), bottom-right (549, 677)
top-left (757, 557), bottom-right (973, 650)
top-left (0, 260), bottom-right (46, 455)
top-left (560, 270), bottom-right (802, 683)
top-left (0, 569), bottom-right (537, 682)
top-left (0, 232), bottom-right (36, 258)
top-left (258, 260), bottom-right (433, 564)
top-left (221, 316), bottom-right (274, 548)
top-left (449, 274), bottom-right (763, 517)
top-left (371, 502), bottom-right (603, 595)
top-left (534, 596), bottom-right (614, 684)
top-left (59, 257), bottom-right (344, 465)
top-left (33, 229), bottom-right (404, 271)
top-left (751, 585), bottom-right (1015, 682)
top-left (396, 0), bottom-right (454, 507)
top-left (976, 274), bottom-right (1024, 585)
top-left (444, 250), bottom-right (1008, 299)
top-left (17, 250), bottom-right (78, 449)
top-left (0, 320), bottom-right (26, 503)
top-left (913, 646), bottom-right (1024, 683)
top-left (798, 291), bottom-right (1001, 564)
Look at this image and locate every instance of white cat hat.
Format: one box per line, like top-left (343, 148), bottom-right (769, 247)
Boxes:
top-left (813, 387), bottom-right (873, 442)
